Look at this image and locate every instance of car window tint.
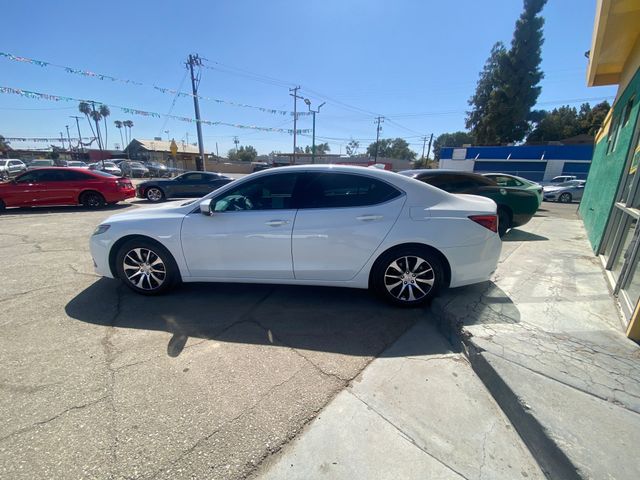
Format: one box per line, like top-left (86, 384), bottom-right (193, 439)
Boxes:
top-left (299, 173), bottom-right (401, 209)
top-left (183, 173), bottom-right (205, 181)
top-left (492, 175), bottom-right (520, 187)
top-left (60, 170), bottom-right (91, 181)
top-left (213, 173), bottom-right (298, 211)
top-left (16, 171), bottom-right (44, 183)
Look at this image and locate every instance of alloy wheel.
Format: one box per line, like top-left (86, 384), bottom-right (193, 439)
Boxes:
top-left (559, 193), bottom-right (572, 203)
top-left (383, 255), bottom-right (435, 303)
top-left (146, 188), bottom-right (163, 202)
top-left (122, 247), bottom-right (166, 290)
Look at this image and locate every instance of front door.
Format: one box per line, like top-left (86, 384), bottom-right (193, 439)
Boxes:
top-left (180, 172), bottom-right (300, 279)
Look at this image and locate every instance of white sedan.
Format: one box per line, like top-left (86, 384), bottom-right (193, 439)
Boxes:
top-left (90, 165), bottom-right (501, 306)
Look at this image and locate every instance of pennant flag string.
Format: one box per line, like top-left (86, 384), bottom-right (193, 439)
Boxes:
top-left (0, 52), bottom-right (310, 117)
top-left (4, 137), bottom-right (94, 143)
top-left (0, 87), bottom-right (311, 135)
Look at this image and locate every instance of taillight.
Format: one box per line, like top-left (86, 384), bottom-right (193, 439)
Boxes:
top-left (116, 180), bottom-right (132, 189)
top-left (469, 215), bottom-right (498, 233)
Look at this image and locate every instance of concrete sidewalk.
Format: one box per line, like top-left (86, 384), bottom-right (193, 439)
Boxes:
top-left (433, 212), bottom-right (640, 479)
top-left (254, 320), bottom-right (544, 480)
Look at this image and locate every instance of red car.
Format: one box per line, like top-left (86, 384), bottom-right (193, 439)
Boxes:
top-left (0, 167), bottom-right (135, 211)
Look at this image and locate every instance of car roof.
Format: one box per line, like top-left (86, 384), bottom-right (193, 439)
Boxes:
top-left (398, 169), bottom-right (485, 177)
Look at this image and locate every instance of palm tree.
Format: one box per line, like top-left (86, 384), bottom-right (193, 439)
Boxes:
top-left (115, 120), bottom-right (125, 151)
top-left (99, 105), bottom-right (110, 149)
top-left (90, 109), bottom-right (103, 150)
top-left (78, 101), bottom-right (97, 146)
top-left (123, 120), bottom-right (134, 159)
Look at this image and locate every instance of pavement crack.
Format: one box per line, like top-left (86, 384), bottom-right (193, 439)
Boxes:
top-left (0, 395), bottom-right (109, 443)
top-left (348, 390), bottom-right (471, 480)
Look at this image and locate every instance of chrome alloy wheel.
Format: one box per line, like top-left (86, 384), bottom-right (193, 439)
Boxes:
top-left (122, 248), bottom-right (166, 290)
top-left (384, 255), bottom-right (435, 303)
top-left (146, 188), bottom-right (163, 202)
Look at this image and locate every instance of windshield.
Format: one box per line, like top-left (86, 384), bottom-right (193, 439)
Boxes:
top-left (91, 170), bottom-right (117, 177)
top-left (0, 160), bottom-right (7, 166)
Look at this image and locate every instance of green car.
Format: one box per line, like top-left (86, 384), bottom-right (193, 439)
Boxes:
top-left (399, 170), bottom-right (540, 237)
top-left (482, 173), bottom-right (544, 207)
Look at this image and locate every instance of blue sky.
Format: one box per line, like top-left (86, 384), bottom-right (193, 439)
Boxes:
top-left (0, 0), bottom-right (617, 156)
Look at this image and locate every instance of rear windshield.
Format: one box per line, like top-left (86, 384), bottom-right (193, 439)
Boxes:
top-left (91, 170), bottom-right (117, 178)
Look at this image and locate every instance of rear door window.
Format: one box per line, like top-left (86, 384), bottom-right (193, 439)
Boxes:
top-left (297, 172), bottom-right (402, 209)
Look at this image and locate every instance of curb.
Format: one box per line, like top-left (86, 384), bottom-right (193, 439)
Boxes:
top-left (430, 296), bottom-right (582, 480)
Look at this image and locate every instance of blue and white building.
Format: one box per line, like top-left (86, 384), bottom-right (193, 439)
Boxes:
top-left (439, 145), bottom-right (594, 182)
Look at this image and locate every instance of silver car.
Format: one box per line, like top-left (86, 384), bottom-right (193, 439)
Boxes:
top-left (543, 180), bottom-right (586, 203)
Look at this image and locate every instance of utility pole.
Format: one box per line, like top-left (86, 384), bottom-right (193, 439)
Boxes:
top-left (421, 136), bottom-right (428, 162)
top-left (59, 132), bottom-right (65, 150)
top-left (374, 116), bottom-right (384, 163)
top-left (65, 125), bottom-right (72, 157)
top-left (289, 86), bottom-right (302, 164)
top-left (233, 136), bottom-right (239, 152)
top-left (216, 142), bottom-right (219, 157)
top-left (70, 116), bottom-right (84, 153)
top-left (186, 53), bottom-right (206, 171)
top-left (304, 98), bottom-right (325, 164)
top-left (426, 133), bottom-right (434, 162)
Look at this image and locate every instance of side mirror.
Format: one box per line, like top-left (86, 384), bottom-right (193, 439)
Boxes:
top-left (200, 199), bottom-right (212, 216)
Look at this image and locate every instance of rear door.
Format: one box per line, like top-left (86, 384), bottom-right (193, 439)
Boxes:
top-left (292, 172), bottom-right (405, 281)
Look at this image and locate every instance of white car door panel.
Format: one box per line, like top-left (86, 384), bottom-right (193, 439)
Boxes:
top-left (293, 198), bottom-right (404, 281)
top-left (181, 210), bottom-right (296, 278)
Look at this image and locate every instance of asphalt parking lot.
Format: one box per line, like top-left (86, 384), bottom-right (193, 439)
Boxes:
top-left (0, 197), bottom-right (578, 479)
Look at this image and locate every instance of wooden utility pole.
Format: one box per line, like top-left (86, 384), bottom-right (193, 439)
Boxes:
top-left (186, 54), bottom-right (206, 171)
top-left (289, 86), bottom-right (302, 164)
top-left (374, 116), bottom-right (384, 163)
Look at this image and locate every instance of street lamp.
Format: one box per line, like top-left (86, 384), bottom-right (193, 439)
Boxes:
top-left (304, 99), bottom-right (325, 164)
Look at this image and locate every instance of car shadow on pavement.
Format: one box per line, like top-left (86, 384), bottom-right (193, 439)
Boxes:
top-left (66, 278), bottom-right (449, 358)
top-left (502, 229), bottom-right (548, 242)
top-left (0, 203), bottom-right (133, 215)
top-left (440, 281), bottom-right (521, 327)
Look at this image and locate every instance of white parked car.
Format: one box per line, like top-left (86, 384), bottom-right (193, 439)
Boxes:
top-left (90, 165), bottom-right (501, 306)
top-left (0, 159), bottom-right (27, 179)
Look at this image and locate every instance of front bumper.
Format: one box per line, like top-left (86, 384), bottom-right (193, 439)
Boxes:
top-left (90, 234), bottom-right (115, 278)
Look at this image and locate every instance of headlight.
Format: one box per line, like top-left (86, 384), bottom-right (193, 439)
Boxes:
top-left (93, 224), bottom-right (111, 236)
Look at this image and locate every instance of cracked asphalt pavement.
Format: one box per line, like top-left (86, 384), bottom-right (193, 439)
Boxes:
top-left (0, 201), bottom-right (428, 479)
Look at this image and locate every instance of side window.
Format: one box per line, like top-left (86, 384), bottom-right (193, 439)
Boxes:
top-left (299, 173), bottom-right (401, 208)
top-left (60, 170), bottom-right (91, 181)
top-left (183, 173), bottom-right (204, 182)
top-left (493, 175), bottom-right (518, 187)
top-left (213, 173), bottom-right (298, 211)
top-left (16, 171), bottom-right (43, 183)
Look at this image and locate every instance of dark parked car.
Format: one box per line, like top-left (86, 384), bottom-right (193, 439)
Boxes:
top-left (118, 160), bottom-right (150, 178)
top-left (0, 168), bottom-right (135, 211)
top-left (136, 171), bottom-right (233, 202)
top-left (143, 161), bottom-right (171, 178)
top-left (399, 170), bottom-right (539, 237)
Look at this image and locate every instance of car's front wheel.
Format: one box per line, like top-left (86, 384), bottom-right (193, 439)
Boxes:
top-left (559, 192), bottom-right (572, 203)
top-left (115, 239), bottom-right (179, 295)
top-left (372, 247), bottom-right (444, 306)
top-left (145, 187), bottom-right (165, 203)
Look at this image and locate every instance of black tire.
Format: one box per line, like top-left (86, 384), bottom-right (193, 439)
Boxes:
top-left (371, 246), bottom-right (444, 307)
top-left (145, 187), bottom-right (165, 203)
top-left (80, 191), bottom-right (106, 209)
top-left (115, 238), bottom-right (180, 295)
top-left (559, 192), bottom-right (572, 203)
top-left (497, 207), bottom-right (511, 238)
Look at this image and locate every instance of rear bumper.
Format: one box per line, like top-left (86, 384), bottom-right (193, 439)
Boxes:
top-left (512, 212), bottom-right (535, 227)
top-left (104, 188), bottom-right (135, 203)
top-left (443, 235), bottom-right (502, 288)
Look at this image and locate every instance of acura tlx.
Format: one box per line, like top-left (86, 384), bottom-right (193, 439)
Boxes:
top-left (90, 165), bottom-right (501, 306)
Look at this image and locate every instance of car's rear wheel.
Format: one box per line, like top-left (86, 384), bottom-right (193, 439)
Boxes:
top-left (80, 191), bottom-right (106, 209)
top-left (372, 247), bottom-right (443, 306)
top-left (115, 239), bottom-right (179, 295)
top-left (497, 207), bottom-right (511, 238)
top-left (559, 192), bottom-right (572, 203)
top-left (145, 187), bottom-right (164, 203)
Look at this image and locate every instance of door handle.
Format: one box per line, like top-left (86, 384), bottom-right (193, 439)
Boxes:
top-left (265, 220), bottom-right (289, 227)
top-left (356, 215), bottom-right (383, 221)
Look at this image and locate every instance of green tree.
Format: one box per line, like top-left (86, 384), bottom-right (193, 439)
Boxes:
top-left (99, 105), bottom-right (110, 149)
top-left (432, 131), bottom-right (476, 161)
top-left (304, 142), bottom-right (330, 154)
top-left (0, 135), bottom-right (10, 157)
top-left (78, 101), bottom-right (98, 147)
top-left (228, 145), bottom-right (258, 162)
top-left (526, 100), bottom-right (610, 142)
top-left (366, 138), bottom-right (416, 160)
top-left (114, 120), bottom-right (125, 150)
top-left (467, 0), bottom-right (547, 144)
top-left (346, 139), bottom-right (360, 156)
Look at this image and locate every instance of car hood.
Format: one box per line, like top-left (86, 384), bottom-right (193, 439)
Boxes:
top-left (103, 200), bottom-right (194, 223)
top-left (543, 186), bottom-right (566, 193)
